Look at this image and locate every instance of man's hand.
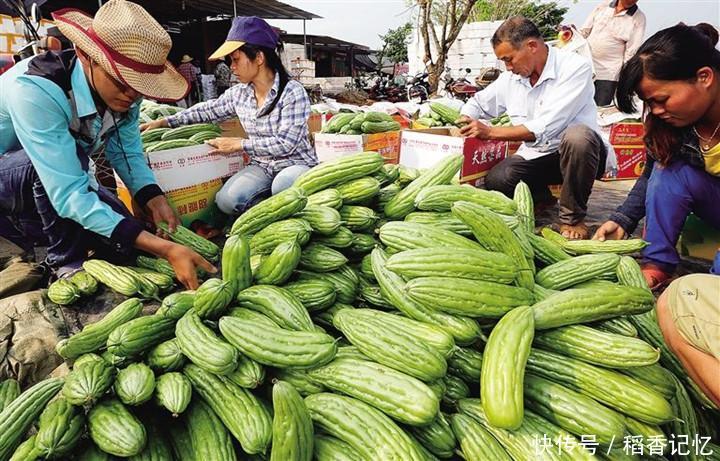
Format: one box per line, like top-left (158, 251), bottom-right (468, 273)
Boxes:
top-left (139, 118), bottom-right (169, 132)
top-left (458, 116), bottom-right (492, 139)
top-left (206, 137), bottom-right (243, 155)
top-left (164, 243), bottom-right (217, 290)
top-left (146, 195), bottom-right (180, 235)
top-left (592, 220), bottom-right (627, 241)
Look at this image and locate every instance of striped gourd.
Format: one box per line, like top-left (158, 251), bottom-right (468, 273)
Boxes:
top-left (106, 315), bottom-right (176, 357)
top-left (156, 291), bottom-right (195, 319)
top-left (176, 309), bottom-right (238, 375)
top-left (270, 381), bottom-right (314, 461)
top-left (308, 357), bottom-right (440, 425)
top-left (624, 416), bottom-right (669, 455)
top-left (193, 278), bottom-right (234, 319)
top-left (404, 211), bottom-right (473, 236)
top-left (414, 184), bottom-right (517, 216)
top-left (273, 368), bottom-right (325, 397)
top-left (250, 218), bottom-right (312, 255)
top-left (0, 379), bottom-right (20, 413)
top-left (513, 180), bottom-right (534, 232)
top-left (348, 232), bottom-right (378, 254)
top-left (283, 279), bottom-right (337, 312)
top-left (33, 397), bottom-right (84, 459)
top-left (525, 349), bottom-right (674, 424)
top-left (222, 234), bottom-right (252, 294)
top-left (227, 355), bottom-right (265, 389)
top-left (114, 265), bottom-right (160, 300)
top-left (405, 277), bottom-right (534, 318)
top-left (313, 226), bottom-right (354, 248)
top-left (618, 363), bottom-right (676, 399)
top-left (299, 243), bottom-right (348, 272)
top-left (531, 285), bottom-right (655, 329)
top-left (305, 393), bottom-right (425, 461)
top-left (306, 188), bottom-right (343, 209)
top-left (231, 186), bottom-right (308, 236)
top-left (561, 238), bottom-right (649, 255)
top-left (535, 253), bottom-right (621, 290)
top-left (129, 267), bottom-right (174, 292)
top-left (9, 434), bottom-right (41, 461)
top-left (378, 221), bottom-right (484, 252)
top-left (450, 413), bottom-right (512, 461)
top-left (236, 284), bottom-right (314, 331)
top-left (527, 232), bottom-right (571, 265)
top-left (160, 123), bottom-right (220, 140)
top-left (157, 222), bottom-right (219, 262)
top-left (457, 399), bottom-right (564, 461)
top-left (155, 372), bottom-right (192, 416)
top-left (448, 347), bottom-right (483, 383)
top-left (69, 270), bottom-right (98, 296)
top-left (83, 259), bottom-right (140, 296)
top-left (370, 248), bottom-right (481, 345)
top-left (523, 374), bottom-right (626, 445)
top-left (409, 412), bottom-right (456, 458)
top-left (62, 359), bottom-right (115, 406)
top-left (293, 152), bottom-right (385, 194)
top-left (114, 363), bottom-right (156, 406)
top-left (667, 374), bottom-right (702, 461)
top-left (56, 298), bottom-right (143, 360)
top-left (255, 240), bottom-right (301, 285)
top-left (189, 130), bottom-right (220, 143)
top-left (87, 399), bottom-right (147, 457)
top-left (147, 338), bottom-right (186, 372)
top-left (358, 281), bottom-right (394, 310)
top-left (141, 127), bottom-right (170, 143)
top-left (0, 378), bottom-right (65, 460)
top-left (294, 205), bottom-right (342, 235)
top-left (386, 247), bottom-right (518, 284)
top-left (617, 255), bottom-right (651, 290)
top-left (136, 255), bottom-right (176, 279)
top-left (592, 316), bottom-right (639, 337)
top-left (145, 139), bottom-right (198, 152)
top-left (296, 269), bottom-right (358, 304)
top-left (384, 154), bottom-right (464, 219)
top-left (338, 205), bottom-right (378, 231)
top-left (335, 176), bottom-right (381, 204)
top-left (533, 324), bottom-right (659, 368)
top-left (377, 183), bottom-right (401, 208)
top-left (185, 398), bottom-right (237, 461)
top-left (533, 284), bottom-right (559, 302)
top-left (183, 364), bottom-right (272, 454)
top-left (451, 201), bottom-right (535, 290)
top-left (313, 434), bottom-right (363, 461)
top-left (521, 409), bottom-right (598, 461)
top-left (219, 312), bottom-right (337, 368)
top-left (332, 307), bottom-right (447, 381)
top-left (481, 305), bottom-right (534, 430)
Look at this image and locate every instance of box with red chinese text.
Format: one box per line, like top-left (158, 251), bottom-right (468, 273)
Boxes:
top-left (602, 145), bottom-right (646, 181)
top-left (116, 144), bottom-right (244, 228)
top-left (313, 131), bottom-right (402, 164)
top-left (399, 127), bottom-right (509, 183)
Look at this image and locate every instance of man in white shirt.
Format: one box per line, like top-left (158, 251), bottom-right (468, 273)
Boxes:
top-left (580, 0), bottom-right (646, 106)
top-left (459, 17), bottom-right (605, 239)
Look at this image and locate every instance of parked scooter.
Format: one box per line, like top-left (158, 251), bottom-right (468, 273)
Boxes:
top-left (406, 71), bottom-right (431, 103)
top-left (443, 67), bottom-right (483, 102)
top-left (367, 74), bottom-right (407, 103)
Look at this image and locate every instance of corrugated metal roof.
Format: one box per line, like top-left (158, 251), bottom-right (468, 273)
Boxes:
top-left (41, 0), bottom-right (320, 21)
top-left (282, 34), bottom-right (370, 51)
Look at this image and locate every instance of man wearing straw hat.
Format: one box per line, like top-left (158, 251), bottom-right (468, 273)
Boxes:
top-left (0, 0), bottom-right (216, 289)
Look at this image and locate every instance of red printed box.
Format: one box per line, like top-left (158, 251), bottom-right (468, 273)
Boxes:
top-left (603, 145), bottom-right (646, 181)
top-left (609, 122), bottom-right (645, 146)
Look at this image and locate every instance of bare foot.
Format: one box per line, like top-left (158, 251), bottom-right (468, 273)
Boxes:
top-left (559, 222), bottom-right (590, 240)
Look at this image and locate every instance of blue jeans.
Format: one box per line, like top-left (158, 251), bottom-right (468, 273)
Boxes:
top-left (644, 161), bottom-right (720, 272)
top-left (0, 149), bottom-right (137, 270)
top-left (215, 164), bottom-right (310, 215)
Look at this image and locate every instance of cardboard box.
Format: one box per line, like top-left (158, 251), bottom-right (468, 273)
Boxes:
top-left (116, 144), bottom-right (243, 228)
top-left (308, 113), bottom-right (333, 135)
top-left (313, 131), bottom-right (402, 164)
top-left (399, 128), bottom-right (509, 183)
top-left (602, 145), bottom-right (646, 181)
top-left (609, 122), bottom-right (644, 146)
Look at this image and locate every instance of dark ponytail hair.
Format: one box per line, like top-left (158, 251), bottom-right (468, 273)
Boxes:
top-left (240, 43), bottom-right (290, 117)
top-left (615, 23), bottom-right (720, 164)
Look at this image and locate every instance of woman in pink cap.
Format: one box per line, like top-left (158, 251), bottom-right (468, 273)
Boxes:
top-left (142, 16), bottom-right (317, 216)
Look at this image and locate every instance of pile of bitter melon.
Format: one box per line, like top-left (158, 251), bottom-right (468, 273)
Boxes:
top-left (3, 152), bottom-right (719, 460)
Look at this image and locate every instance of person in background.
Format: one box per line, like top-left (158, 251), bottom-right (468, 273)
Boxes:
top-left (177, 54), bottom-right (198, 106)
top-left (214, 59), bottom-right (232, 96)
top-left (140, 16), bottom-right (316, 216)
top-left (459, 16), bottom-right (605, 240)
top-left (0, 0), bottom-right (214, 289)
top-left (655, 274), bottom-right (720, 406)
top-left (594, 23), bottom-right (720, 288)
top-left (579, 0), bottom-right (646, 106)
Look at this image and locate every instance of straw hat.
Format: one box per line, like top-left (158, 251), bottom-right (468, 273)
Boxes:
top-left (52, 0), bottom-right (188, 102)
top-left (180, 54), bottom-right (193, 63)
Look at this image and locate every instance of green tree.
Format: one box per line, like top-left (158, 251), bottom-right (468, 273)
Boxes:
top-left (378, 22), bottom-right (413, 64)
top-left (470, 0), bottom-right (568, 39)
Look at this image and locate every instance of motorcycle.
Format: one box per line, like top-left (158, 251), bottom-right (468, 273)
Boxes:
top-left (367, 74), bottom-right (407, 103)
top-left (443, 67), bottom-right (483, 102)
top-left (406, 71), bottom-right (431, 103)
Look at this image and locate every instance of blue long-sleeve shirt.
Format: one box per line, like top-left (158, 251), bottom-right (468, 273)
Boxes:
top-left (0, 52), bottom-right (161, 245)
